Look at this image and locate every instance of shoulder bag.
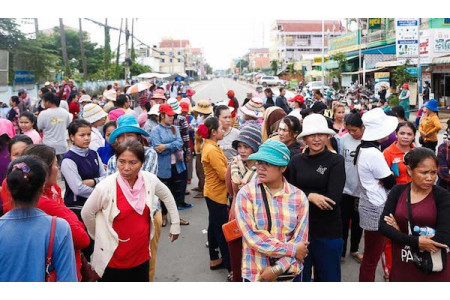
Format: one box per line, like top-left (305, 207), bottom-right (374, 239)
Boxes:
top-left (45, 216), bottom-right (57, 282)
top-left (406, 185), bottom-right (447, 274)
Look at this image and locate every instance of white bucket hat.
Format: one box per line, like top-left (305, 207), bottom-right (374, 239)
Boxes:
top-left (167, 98), bottom-right (182, 114)
top-left (239, 97), bottom-right (264, 119)
top-left (362, 107), bottom-right (398, 141)
top-left (148, 104), bottom-right (160, 116)
top-left (79, 94), bottom-right (92, 104)
top-left (214, 100), bottom-right (235, 113)
top-left (83, 103), bottom-right (108, 124)
top-left (298, 114), bottom-right (336, 138)
top-left (103, 89), bottom-right (117, 101)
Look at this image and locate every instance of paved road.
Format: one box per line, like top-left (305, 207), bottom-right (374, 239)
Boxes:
top-left (154, 78), bottom-right (385, 282)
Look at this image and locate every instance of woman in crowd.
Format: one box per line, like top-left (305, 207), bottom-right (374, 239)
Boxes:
top-left (0, 155), bottom-right (77, 282)
top-left (261, 107), bottom-right (287, 142)
top-left (0, 120), bottom-right (15, 214)
top-left (137, 97), bottom-right (150, 128)
top-left (7, 96), bottom-right (20, 134)
top-left (437, 120), bottom-right (450, 191)
top-left (97, 121), bottom-right (116, 166)
top-left (19, 112), bottom-right (41, 144)
top-left (239, 98), bottom-right (264, 130)
top-left (398, 83), bottom-right (411, 120)
top-left (225, 125), bottom-right (262, 282)
top-left (379, 147), bottom-right (450, 281)
top-left (226, 90), bottom-right (239, 126)
top-left (278, 116), bottom-right (302, 158)
top-left (151, 104), bottom-right (192, 218)
top-left (69, 94), bottom-right (80, 120)
top-left (81, 141), bottom-right (180, 282)
top-left (61, 119), bottom-right (106, 220)
top-left (198, 117), bottom-right (230, 273)
top-left (82, 103), bottom-right (108, 152)
top-left (286, 113), bottom-right (345, 282)
top-left (419, 99), bottom-right (442, 152)
top-left (354, 108), bottom-right (398, 282)
top-left (143, 104), bottom-right (160, 145)
top-left (215, 105), bottom-right (240, 162)
top-left (108, 94), bottom-right (129, 122)
top-left (288, 95), bottom-right (305, 121)
top-left (332, 102), bottom-right (347, 136)
top-left (235, 140), bottom-right (309, 282)
top-left (338, 113), bottom-right (364, 264)
top-left (313, 90), bottom-right (326, 105)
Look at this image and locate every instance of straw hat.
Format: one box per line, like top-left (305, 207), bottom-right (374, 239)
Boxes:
top-left (361, 107), bottom-right (398, 141)
top-left (193, 100), bottom-right (213, 115)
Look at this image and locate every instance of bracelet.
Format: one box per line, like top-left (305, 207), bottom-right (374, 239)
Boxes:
top-left (271, 266), bottom-right (277, 276)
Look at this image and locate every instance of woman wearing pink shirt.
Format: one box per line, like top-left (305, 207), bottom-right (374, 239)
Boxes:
top-left (19, 112), bottom-right (41, 144)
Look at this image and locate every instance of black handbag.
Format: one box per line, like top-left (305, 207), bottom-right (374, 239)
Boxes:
top-left (260, 184), bottom-right (296, 282)
top-left (406, 186), bottom-right (447, 274)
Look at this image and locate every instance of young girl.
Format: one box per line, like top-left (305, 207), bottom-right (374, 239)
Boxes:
top-left (332, 103), bottom-right (348, 136)
top-left (19, 112), bottom-right (42, 144)
top-left (61, 119), bottom-right (106, 220)
top-left (7, 96), bottom-right (20, 134)
top-left (97, 121), bottom-right (116, 166)
top-left (82, 103), bottom-right (107, 151)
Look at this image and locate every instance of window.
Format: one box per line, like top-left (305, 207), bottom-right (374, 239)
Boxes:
top-left (170, 59), bottom-right (173, 63)
top-left (178, 59), bottom-right (181, 63)
top-left (178, 51), bottom-right (181, 55)
top-left (161, 58), bottom-right (165, 63)
top-left (169, 52), bottom-right (173, 56)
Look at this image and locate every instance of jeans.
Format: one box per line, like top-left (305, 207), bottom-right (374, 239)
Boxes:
top-left (159, 165), bottom-right (188, 215)
top-left (205, 197), bottom-right (230, 272)
top-left (100, 260), bottom-right (149, 282)
top-left (340, 194), bottom-right (363, 256)
top-left (421, 141), bottom-right (438, 153)
top-left (359, 230), bottom-right (386, 282)
top-left (302, 237), bottom-right (343, 282)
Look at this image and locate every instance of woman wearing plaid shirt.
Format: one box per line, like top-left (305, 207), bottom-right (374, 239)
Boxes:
top-left (235, 140), bottom-right (309, 282)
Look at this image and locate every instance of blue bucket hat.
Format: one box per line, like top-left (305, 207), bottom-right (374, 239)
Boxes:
top-left (248, 140), bottom-right (290, 166)
top-left (424, 99), bottom-right (439, 112)
top-left (109, 114), bottom-right (150, 144)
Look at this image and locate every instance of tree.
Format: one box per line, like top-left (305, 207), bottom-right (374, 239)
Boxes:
top-left (329, 52), bottom-right (348, 88)
top-left (392, 61), bottom-right (415, 90)
top-left (0, 18), bottom-right (23, 49)
top-left (59, 18), bottom-right (70, 76)
top-left (79, 19), bottom-right (88, 81)
top-left (270, 60), bottom-right (280, 75)
top-left (104, 18), bottom-right (111, 77)
top-left (204, 63), bottom-right (213, 74)
top-left (237, 59), bottom-right (249, 70)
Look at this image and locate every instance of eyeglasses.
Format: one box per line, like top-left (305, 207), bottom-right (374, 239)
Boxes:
top-left (255, 160), bottom-right (272, 168)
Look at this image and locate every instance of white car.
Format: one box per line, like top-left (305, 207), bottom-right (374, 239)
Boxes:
top-left (304, 81), bottom-right (329, 92)
top-left (258, 76), bottom-right (285, 87)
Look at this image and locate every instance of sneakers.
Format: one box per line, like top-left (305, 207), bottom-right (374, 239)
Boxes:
top-left (177, 203), bottom-right (193, 211)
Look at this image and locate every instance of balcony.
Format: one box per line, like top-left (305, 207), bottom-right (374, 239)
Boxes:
top-left (361, 30), bottom-right (396, 44)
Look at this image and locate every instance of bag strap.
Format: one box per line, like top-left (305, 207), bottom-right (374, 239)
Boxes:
top-left (260, 184), bottom-right (272, 233)
top-left (46, 216), bottom-right (57, 274)
top-left (406, 184), bottom-right (418, 237)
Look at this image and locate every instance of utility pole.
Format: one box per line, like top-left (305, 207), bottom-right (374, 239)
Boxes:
top-left (358, 18), bottom-right (362, 85)
top-left (116, 18), bottom-right (123, 70)
top-left (321, 20), bottom-right (325, 93)
top-left (79, 18), bottom-right (88, 81)
top-left (131, 18), bottom-right (135, 62)
top-left (417, 18), bottom-right (422, 107)
top-left (59, 18), bottom-right (69, 77)
top-left (125, 18), bottom-right (130, 80)
top-left (34, 18), bottom-right (39, 39)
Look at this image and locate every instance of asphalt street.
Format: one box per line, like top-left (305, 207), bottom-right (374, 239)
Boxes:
top-left (154, 78), bottom-right (385, 282)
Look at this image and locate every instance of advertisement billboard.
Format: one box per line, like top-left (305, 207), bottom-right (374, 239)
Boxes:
top-left (396, 19), bottom-right (419, 58)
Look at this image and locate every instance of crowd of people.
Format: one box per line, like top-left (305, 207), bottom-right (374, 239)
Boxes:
top-left (1, 78), bottom-right (450, 282)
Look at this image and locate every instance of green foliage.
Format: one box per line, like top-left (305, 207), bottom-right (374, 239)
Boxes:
top-left (286, 62), bottom-right (295, 74)
top-left (0, 18), bottom-right (23, 49)
top-left (238, 59), bottom-right (249, 70)
top-left (392, 62), bottom-right (414, 89)
top-left (330, 52), bottom-right (348, 89)
top-left (389, 94), bottom-right (399, 106)
top-left (204, 63), bottom-right (213, 74)
top-left (104, 24), bottom-right (111, 73)
top-left (270, 60), bottom-right (280, 75)
top-left (130, 62), bottom-right (151, 76)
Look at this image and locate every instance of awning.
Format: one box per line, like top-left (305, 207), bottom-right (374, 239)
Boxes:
top-left (432, 55), bottom-right (450, 64)
top-left (375, 60), bottom-right (403, 68)
top-left (324, 60), bottom-right (339, 69)
top-left (341, 67), bottom-right (385, 75)
top-left (362, 44), bottom-right (396, 55)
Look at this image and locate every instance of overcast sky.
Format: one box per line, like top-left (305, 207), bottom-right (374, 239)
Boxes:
top-left (13, 0), bottom-right (434, 71)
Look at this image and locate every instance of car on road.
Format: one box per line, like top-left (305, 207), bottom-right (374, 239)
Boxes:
top-left (257, 76), bottom-right (285, 87)
top-left (304, 81), bottom-right (330, 92)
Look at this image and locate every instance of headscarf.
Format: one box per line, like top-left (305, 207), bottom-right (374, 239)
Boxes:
top-left (261, 107), bottom-right (287, 142)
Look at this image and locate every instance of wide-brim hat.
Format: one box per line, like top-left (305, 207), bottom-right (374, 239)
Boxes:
top-left (83, 103), bottom-right (107, 124)
top-left (103, 89), bottom-right (117, 101)
top-left (424, 99), bottom-right (439, 112)
top-left (361, 107), bottom-right (398, 141)
top-left (148, 104), bottom-right (160, 116)
top-left (239, 97), bottom-right (264, 118)
top-left (151, 90), bottom-right (166, 100)
top-left (298, 114), bottom-right (336, 138)
top-left (214, 100), bottom-right (235, 113)
top-left (167, 98), bottom-right (182, 114)
top-left (193, 100), bottom-right (213, 115)
top-left (248, 140), bottom-right (290, 166)
top-left (232, 125), bottom-right (262, 153)
top-left (109, 114), bottom-right (150, 144)
top-left (79, 95), bottom-right (92, 104)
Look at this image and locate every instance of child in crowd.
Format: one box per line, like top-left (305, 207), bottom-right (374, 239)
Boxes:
top-left (19, 112), bottom-right (42, 144)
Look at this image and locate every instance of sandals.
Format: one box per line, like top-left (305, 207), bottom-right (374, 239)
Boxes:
top-left (180, 218), bottom-right (190, 226)
top-left (350, 252), bottom-right (363, 264)
top-left (193, 193), bottom-right (204, 199)
top-left (191, 187), bottom-right (201, 192)
top-left (162, 216), bottom-right (167, 227)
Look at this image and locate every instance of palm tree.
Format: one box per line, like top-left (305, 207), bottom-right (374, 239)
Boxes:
top-left (79, 18), bottom-right (88, 81)
top-left (59, 18), bottom-right (70, 76)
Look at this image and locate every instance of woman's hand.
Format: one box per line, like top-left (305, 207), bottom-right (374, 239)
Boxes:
top-left (295, 241), bottom-right (310, 263)
top-left (418, 236), bottom-right (448, 253)
top-left (259, 266), bottom-right (279, 282)
top-left (384, 214), bottom-right (400, 231)
top-left (155, 144), bottom-right (166, 153)
top-left (82, 179), bottom-right (95, 187)
top-left (169, 233), bottom-right (179, 242)
top-left (308, 193), bottom-right (335, 210)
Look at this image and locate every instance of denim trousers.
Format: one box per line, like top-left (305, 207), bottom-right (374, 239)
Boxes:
top-left (302, 237), bottom-right (343, 282)
top-left (159, 164), bottom-right (188, 215)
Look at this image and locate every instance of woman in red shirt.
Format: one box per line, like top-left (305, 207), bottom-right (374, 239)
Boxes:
top-left (2, 144), bottom-right (90, 281)
top-left (69, 95), bottom-right (81, 120)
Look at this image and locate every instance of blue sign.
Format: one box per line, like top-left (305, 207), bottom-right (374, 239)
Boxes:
top-left (405, 67), bottom-right (418, 77)
top-left (445, 18), bottom-right (450, 25)
top-left (14, 70), bottom-right (35, 83)
top-left (397, 20), bottom-right (418, 26)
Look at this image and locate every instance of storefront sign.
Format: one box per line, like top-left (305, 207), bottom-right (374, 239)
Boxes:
top-left (329, 30), bottom-right (360, 52)
top-left (369, 18), bottom-right (382, 30)
top-left (405, 68), bottom-right (418, 77)
top-left (313, 57), bottom-right (329, 64)
top-left (13, 70), bottom-right (35, 83)
top-left (396, 19), bottom-right (419, 58)
top-left (374, 72), bottom-right (390, 98)
top-left (432, 65), bottom-right (450, 73)
top-left (434, 30), bottom-right (450, 53)
top-left (444, 19), bottom-right (450, 25)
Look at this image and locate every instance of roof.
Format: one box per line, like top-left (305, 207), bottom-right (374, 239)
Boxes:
top-left (432, 55), bottom-right (450, 64)
top-left (191, 48), bottom-right (202, 55)
top-left (275, 20), bottom-right (345, 33)
top-left (249, 48), bottom-right (269, 54)
top-left (159, 39), bottom-right (191, 48)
